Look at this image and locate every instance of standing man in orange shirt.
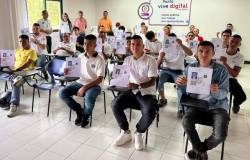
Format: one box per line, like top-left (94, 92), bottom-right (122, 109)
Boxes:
top-left (73, 11), bottom-right (87, 38)
top-left (98, 11), bottom-right (112, 32)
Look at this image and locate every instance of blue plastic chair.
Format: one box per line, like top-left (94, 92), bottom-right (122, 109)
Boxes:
top-left (31, 59), bottom-right (66, 117)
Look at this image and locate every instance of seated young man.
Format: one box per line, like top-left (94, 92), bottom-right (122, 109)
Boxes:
top-left (53, 33), bottom-right (76, 59)
top-left (111, 35), bottom-right (157, 150)
top-left (184, 32), bottom-right (197, 66)
top-left (59, 34), bottom-right (105, 127)
top-left (73, 26), bottom-right (85, 57)
top-left (219, 34), bottom-right (246, 114)
top-left (157, 33), bottom-right (192, 118)
top-left (144, 31), bottom-right (162, 59)
top-left (30, 23), bottom-right (49, 79)
top-left (0, 35), bottom-right (38, 117)
top-left (177, 41), bottom-right (230, 160)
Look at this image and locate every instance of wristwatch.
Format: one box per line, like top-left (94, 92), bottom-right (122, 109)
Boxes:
top-left (138, 84), bottom-right (141, 90)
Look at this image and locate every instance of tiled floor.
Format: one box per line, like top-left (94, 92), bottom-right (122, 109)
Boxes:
top-left (0, 64), bottom-right (250, 160)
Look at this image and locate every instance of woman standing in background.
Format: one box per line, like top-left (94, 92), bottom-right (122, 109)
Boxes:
top-left (59, 13), bottom-right (72, 42)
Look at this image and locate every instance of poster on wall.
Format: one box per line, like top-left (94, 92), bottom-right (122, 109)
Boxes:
top-left (138, 0), bottom-right (192, 26)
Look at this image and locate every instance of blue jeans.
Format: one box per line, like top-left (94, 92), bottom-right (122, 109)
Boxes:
top-left (157, 70), bottom-right (182, 110)
top-left (59, 82), bottom-right (101, 115)
top-left (79, 33), bottom-right (85, 39)
top-left (35, 55), bottom-right (47, 76)
top-left (0, 72), bottom-right (28, 106)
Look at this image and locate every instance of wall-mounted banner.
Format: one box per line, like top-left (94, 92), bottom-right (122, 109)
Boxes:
top-left (138, 0), bottom-right (192, 26)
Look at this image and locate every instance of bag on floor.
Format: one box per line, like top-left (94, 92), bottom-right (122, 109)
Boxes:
top-left (0, 91), bottom-right (12, 108)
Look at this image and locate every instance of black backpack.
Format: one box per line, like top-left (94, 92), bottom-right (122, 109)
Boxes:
top-left (0, 91), bottom-right (12, 108)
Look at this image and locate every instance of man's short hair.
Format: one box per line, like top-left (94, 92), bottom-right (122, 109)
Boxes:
top-left (142, 26), bottom-right (148, 31)
top-left (104, 11), bottom-right (108, 13)
top-left (33, 23), bottom-right (40, 27)
top-left (232, 34), bottom-right (242, 41)
top-left (167, 24), bottom-right (172, 27)
top-left (42, 10), bottom-right (47, 14)
top-left (198, 41), bottom-right (214, 51)
top-left (190, 25), bottom-right (195, 28)
top-left (131, 35), bottom-right (143, 41)
top-left (187, 32), bottom-right (194, 35)
top-left (19, 35), bottom-right (29, 41)
top-left (119, 26), bottom-right (125, 31)
top-left (168, 33), bottom-right (177, 37)
top-left (126, 36), bottom-right (132, 40)
top-left (194, 28), bottom-right (199, 32)
top-left (222, 29), bottom-right (232, 36)
top-left (227, 23), bottom-right (233, 27)
top-left (85, 34), bottom-right (97, 42)
top-left (107, 31), bottom-right (114, 36)
top-left (73, 26), bottom-right (79, 31)
top-left (145, 31), bottom-right (155, 40)
top-left (78, 11), bottom-right (83, 14)
top-left (141, 22), bottom-right (145, 26)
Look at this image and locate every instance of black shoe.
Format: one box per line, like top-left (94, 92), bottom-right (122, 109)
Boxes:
top-left (157, 99), bottom-right (168, 107)
top-left (81, 114), bottom-right (90, 128)
top-left (44, 74), bottom-right (49, 80)
top-left (177, 110), bottom-right (183, 118)
top-left (232, 105), bottom-right (240, 114)
top-left (185, 149), bottom-right (197, 160)
top-left (75, 111), bottom-right (83, 126)
top-left (195, 153), bottom-right (208, 160)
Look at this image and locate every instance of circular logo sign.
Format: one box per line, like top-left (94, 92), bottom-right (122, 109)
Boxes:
top-left (138, 2), bottom-right (153, 20)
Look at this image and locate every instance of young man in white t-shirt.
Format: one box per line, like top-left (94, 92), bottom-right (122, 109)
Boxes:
top-left (157, 33), bottom-right (192, 118)
top-left (144, 31), bottom-right (162, 59)
top-left (59, 34), bottom-right (105, 128)
top-left (111, 35), bottom-right (158, 150)
top-left (177, 41), bottom-right (230, 160)
top-left (37, 10), bottom-right (53, 53)
top-left (30, 23), bottom-right (48, 79)
top-left (216, 23), bottom-right (237, 38)
top-left (219, 34), bottom-right (246, 114)
top-left (53, 33), bottom-right (76, 59)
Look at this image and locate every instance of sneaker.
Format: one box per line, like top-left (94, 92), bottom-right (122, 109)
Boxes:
top-left (81, 114), bottom-right (90, 128)
top-left (232, 105), bottom-right (240, 114)
top-left (177, 110), bottom-right (183, 118)
top-left (134, 132), bottom-right (143, 150)
top-left (7, 104), bottom-right (19, 117)
top-left (75, 111), bottom-right (83, 126)
top-left (185, 149), bottom-right (197, 160)
top-left (195, 153), bottom-right (208, 160)
top-left (12, 76), bottom-right (24, 87)
top-left (157, 99), bottom-right (168, 107)
top-left (113, 130), bottom-right (132, 146)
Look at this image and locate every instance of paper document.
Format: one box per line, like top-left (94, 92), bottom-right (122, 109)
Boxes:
top-left (107, 36), bottom-right (116, 48)
top-left (91, 26), bottom-right (98, 34)
top-left (66, 58), bottom-right (81, 77)
top-left (70, 35), bottom-right (77, 44)
top-left (186, 67), bottom-right (213, 95)
top-left (212, 38), bottom-right (223, 60)
top-left (180, 31), bottom-right (188, 40)
top-left (135, 24), bottom-right (141, 34)
top-left (113, 27), bottom-right (118, 36)
top-left (20, 28), bottom-right (30, 37)
top-left (157, 31), bottom-right (164, 42)
top-left (110, 65), bottom-right (130, 87)
top-left (163, 36), bottom-right (177, 55)
top-left (122, 33), bottom-right (130, 40)
top-left (116, 30), bottom-right (123, 39)
top-left (95, 38), bottom-right (103, 52)
top-left (0, 50), bottom-right (15, 66)
top-left (170, 30), bottom-right (176, 34)
top-left (115, 39), bottom-right (126, 54)
top-left (188, 40), bottom-right (199, 54)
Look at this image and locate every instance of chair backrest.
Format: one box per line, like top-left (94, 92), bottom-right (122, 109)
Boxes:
top-left (47, 59), bottom-right (66, 80)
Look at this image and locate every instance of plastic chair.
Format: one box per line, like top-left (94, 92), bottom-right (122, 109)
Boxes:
top-left (31, 59), bottom-right (66, 117)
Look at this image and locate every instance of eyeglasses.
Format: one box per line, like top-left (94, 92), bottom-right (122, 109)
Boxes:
top-left (188, 35), bottom-right (194, 37)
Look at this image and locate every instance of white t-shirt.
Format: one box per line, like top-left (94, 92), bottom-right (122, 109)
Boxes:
top-left (37, 18), bottom-right (52, 36)
top-left (30, 33), bottom-right (48, 55)
top-left (221, 48), bottom-right (244, 78)
top-left (123, 53), bottom-right (158, 96)
top-left (54, 41), bottom-right (76, 57)
top-left (145, 39), bottom-right (163, 58)
top-left (98, 42), bottom-right (111, 61)
top-left (159, 45), bottom-right (185, 70)
top-left (59, 21), bottom-right (71, 33)
top-left (77, 53), bottom-right (105, 86)
top-left (183, 42), bottom-right (197, 64)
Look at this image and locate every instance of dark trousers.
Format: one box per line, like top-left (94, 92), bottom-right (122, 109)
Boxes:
top-left (182, 108), bottom-right (230, 154)
top-left (46, 36), bottom-right (52, 53)
top-left (229, 78), bottom-right (247, 106)
top-left (111, 91), bottom-right (156, 133)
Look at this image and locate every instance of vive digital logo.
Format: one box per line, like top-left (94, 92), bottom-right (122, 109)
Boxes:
top-left (158, 4), bottom-right (168, 8)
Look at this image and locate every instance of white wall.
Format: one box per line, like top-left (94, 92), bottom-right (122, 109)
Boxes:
top-left (95, 0), bottom-right (250, 61)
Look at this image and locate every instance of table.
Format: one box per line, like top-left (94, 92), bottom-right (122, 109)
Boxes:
top-left (43, 53), bottom-right (57, 61)
top-left (110, 60), bottom-right (124, 65)
top-left (107, 86), bottom-right (131, 98)
top-left (54, 76), bottom-right (79, 86)
top-left (13, 69), bottom-right (40, 87)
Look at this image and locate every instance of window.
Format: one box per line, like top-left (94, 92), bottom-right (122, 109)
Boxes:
top-left (26, 0), bottom-right (63, 31)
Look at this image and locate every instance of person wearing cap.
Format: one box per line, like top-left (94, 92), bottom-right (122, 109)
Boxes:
top-left (98, 11), bottom-right (112, 32)
top-left (73, 11), bottom-right (87, 38)
top-left (116, 22), bottom-right (121, 28)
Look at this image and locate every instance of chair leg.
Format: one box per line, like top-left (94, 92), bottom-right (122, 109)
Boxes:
top-left (221, 141), bottom-right (225, 160)
top-left (5, 81), bottom-right (8, 92)
top-left (111, 91), bottom-right (116, 98)
top-left (229, 93), bottom-right (232, 116)
top-left (129, 109), bottom-right (132, 122)
top-left (47, 90), bottom-right (51, 117)
top-left (145, 129), bottom-right (148, 145)
top-left (183, 131), bottom-right (186, 137)
top-left (90, 113), bottom-right (92, 127)
top-left (185, 137), bottom-right (188, 153)
top-left (69, 109), bottom-right (71, 121)
top-left (103, 91), bottom-right (106, 114)
top-left (32, 88), bottom-right (35, 112)
top-left (108, 69), bottom-right (110, 85)
top-left (38, 89), bottom-right (40, 97)
top-left (22, 85), bottom-right (24, 95)
top-left (156, 113), bottom-right (159, 127)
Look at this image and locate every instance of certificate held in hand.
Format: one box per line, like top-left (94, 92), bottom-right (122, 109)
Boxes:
top-left (66, 58), bottom-right (81, 77)
top-left (0, 50), bottom-right (15, 66)
top-left (95, 38), bottom-right (103, 53)
top-left (115, 39), bottom-right (126, 55)
top-left (110, 65), bottom-right (130, 87)
top-left (163, 36), bottom-right (177, 54)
